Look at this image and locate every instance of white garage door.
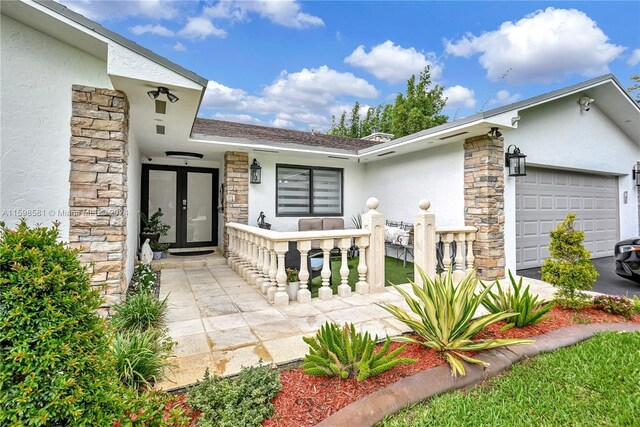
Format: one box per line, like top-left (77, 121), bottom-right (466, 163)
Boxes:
top-left (516, 168), bottom-right (619, 270)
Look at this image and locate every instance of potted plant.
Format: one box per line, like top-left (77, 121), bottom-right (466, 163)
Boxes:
top-left (286, 268), bottom-right (300, 301)
top-left (149, 242), bottom-right (169, 261)
top-left (140, 209), bottom-right (171, 245)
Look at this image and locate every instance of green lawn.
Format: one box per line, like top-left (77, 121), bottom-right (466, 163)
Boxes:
top-left (380, 331), bottom-right (640, 427)
top-left (309, 256), bottom-right (413, 297)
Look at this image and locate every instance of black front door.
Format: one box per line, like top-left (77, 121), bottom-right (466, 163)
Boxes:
top-left (141, 164), bottom-right (218, 248)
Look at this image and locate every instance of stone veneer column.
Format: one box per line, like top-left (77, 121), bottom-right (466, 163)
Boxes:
top-left (223, 151), bottom-right (249, 256)
top-left (68, 85), bottom-right (129, 309)
top-left (463, 134), bottom-right (505, 280)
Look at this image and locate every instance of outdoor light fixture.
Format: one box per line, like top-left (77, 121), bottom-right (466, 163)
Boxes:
top-left (579, 96), bottom-right (594, 112)
top-left (633, 164), bottom-right (640, 187)
top-left (147, 86), bottom-right (179, 103)
top-left (488, 127), bottom-right (502, 138)
top-left (505, 144), bottom-right (527, 177)
top-left (250, 159), bottom-right (262, 184)
top-left (165, 151), bottom-right (203, 160)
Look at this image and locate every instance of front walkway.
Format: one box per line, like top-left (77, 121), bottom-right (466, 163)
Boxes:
top-left (156, 252), bottom-right (557, 390)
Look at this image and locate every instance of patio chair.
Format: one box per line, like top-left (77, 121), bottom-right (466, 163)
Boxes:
top-left (284, 241), bottom-right (327, 289)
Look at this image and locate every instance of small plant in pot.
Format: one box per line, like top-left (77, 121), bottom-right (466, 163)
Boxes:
top-left (149, 242), bottom-right (169, 260)
top-left (140, 208), bottom-right (171, 244)
top-left (286, 268), bottom-right (300, 301)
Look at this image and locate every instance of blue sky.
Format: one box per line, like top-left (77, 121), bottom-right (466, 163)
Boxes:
top-left (60, 1), bottom-right (640, 131)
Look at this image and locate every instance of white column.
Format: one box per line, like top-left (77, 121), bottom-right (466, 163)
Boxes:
top-left (261, 245), bottom-right (273, 294)
top-left (227, 227), bottom-right (235, 267)
top-left (267, 244), bottom-right (278, 301)
top-left (318, 239), bottom-right (334, 300)
top-left (273, 240), bottom-right (289, 306)
top-left (413, 199), bottom-right (437, 284)
top-left (337, 237), bottom-right (352, 298)
top-left (361, 197), bottom-right (385, 293)
top-left (355, 236), bottom-right (370, 294)
top-left (466, 232), bottom-right (476, 272)
top-left (297, 240), bottom-right (312, 303)
top-left (255, 239), bottom-right (265, 289)
top-left (453, 232), bottom-right (466, 280)
top-left (442, 233), bottom-right (453, 272)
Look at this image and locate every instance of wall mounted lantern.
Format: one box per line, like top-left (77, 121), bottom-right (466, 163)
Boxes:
top-left (147, 86), bottom-right (179, 103)
top-left (250, 159), bottom-right (262, 184)
top-left (505, 145), bottom-right (527, 177)
top-left (633, 164), bottom-right (640, 187)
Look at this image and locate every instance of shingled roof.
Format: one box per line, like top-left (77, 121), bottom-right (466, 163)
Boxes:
top-left (192, 118), bottom-right (381, 151)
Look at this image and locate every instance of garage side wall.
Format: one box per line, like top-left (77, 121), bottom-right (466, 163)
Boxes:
top-left (503, 95), bottom-right (640, 272)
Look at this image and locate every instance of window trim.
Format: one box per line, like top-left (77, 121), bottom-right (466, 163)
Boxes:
top-left (275, 164), bottom-right (344, 217)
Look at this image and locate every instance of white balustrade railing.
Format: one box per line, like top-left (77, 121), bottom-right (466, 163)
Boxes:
top-left (226, 198), bottom-right (385, 307)
top-left (413, 199), bottom-right (477, 283)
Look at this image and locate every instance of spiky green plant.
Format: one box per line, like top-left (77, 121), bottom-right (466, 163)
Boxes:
top-left (112, 329), bottom-right (173, 391)
top-left (481, 271), bottom-right (554, 330)
top-left (378, 268), bottom-right (533, 376)
top-left (301, 322), bottom-right (416, 381)
top-left (111, 292), bottom-right (168, 332)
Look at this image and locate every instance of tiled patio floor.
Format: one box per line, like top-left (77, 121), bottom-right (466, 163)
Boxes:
top-left (156, 252), bottom-right (558, 390)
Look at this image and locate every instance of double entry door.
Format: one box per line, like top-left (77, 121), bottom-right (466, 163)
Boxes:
top-left (141, 165), bottom-right (218, 248)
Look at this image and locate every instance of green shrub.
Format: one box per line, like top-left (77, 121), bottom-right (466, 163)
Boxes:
top-left (0, 221), bottom-right (123, 426)
top-left (114, 389), bottom-right (195, 427)
top-left (541, 213), bottom-right (598, 308)
top-left (481, 271), bottom-right (554, 330)
top-left (187, 365), bottom-right (281, 427)
top-left (593, 295), bottom-right (633, 319)
top-left (379, 268), bottom-right (532, 376)
top-left (632, 295), bottom-right (640, 314)
top-left (301, 322), bottom-right (416, 380)
top-left (111, 292), bottom-right (168, 332)
top-left (112, 329), bottom-right (173, 391)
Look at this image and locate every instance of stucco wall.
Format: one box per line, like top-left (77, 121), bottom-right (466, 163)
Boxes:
top-left (503, 96), bottom-right (640, 272)
top-left (125, 132), bottom-right (140, 281)
top-left (1, 15), bottom-right (112, 239)
top-left (363, 143), bottom-right (466, 227)
top-left (248, 153), bottom-right (366, 231)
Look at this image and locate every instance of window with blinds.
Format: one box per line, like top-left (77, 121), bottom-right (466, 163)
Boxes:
top-left (276, 165), bottom-right (343, 216)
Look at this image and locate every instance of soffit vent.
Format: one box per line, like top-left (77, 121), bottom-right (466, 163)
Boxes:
top-left (156, 125), bottom-right (165, 135)
top-left (439, 131), bottom-right (469, 140)
top-left (155, 100), bottom-right (166, 114)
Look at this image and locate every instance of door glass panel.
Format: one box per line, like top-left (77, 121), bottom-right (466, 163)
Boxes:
top-left (187, 172), bottom-right (212, 243)
top-left (148, 170), bottom-right (177, 243)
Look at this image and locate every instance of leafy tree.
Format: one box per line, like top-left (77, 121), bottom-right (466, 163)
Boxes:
top-left (540, 213), bottom-right (598, 309)
top-left (628, 74), bottom-right (640, 102)
top-left (328, 66), bottom-right (448, 139)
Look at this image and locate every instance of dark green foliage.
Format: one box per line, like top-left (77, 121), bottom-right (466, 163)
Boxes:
top-left (129, 264), bottom-right (158, 295)
top-left (114, 389), bottom-right (195, 427)
top-left (0, 221), bottom-right (122, 426)
top-left (301, 322), bottom-right (416, 381)
top-left (140, 208), bottom-right (170, 236)
top-left (328, 66), bottom-right (447, 139)
top-left (187, 365), bottom-right (281, 427)
top-left (540, 213), bottom-right (598, 308)
top-left (112, 329), bottom-right (173, 391)
top-left (111, 292), bottom-right (168, 332)
top-left (593, 295), bottom-right (633, 319)
top-left (481, 271), bottom-right (554, 329)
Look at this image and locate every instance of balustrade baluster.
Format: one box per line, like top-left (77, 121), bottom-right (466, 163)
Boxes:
top-left (273, 241), bottom-right (289, 306)
top-left (318, 239), bottom-right (334, 300)
top-left (466, 232), bottom-right (476, 272)
top-left (442, 233), bottom-right (452, 272)
top-left (297, 240), bottom-right (312, 303)
top-left (267, 245), bottom-right (278, 301)
top-left (337, 237), bottom-right (351, 298)
top-left (355, 236), bottom-right (370, 294)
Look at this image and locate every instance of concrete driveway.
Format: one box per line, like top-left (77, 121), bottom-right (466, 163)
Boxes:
top-left (518, 256), bottom-right (640, 298)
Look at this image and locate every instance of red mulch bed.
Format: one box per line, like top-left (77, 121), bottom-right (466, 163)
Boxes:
top-left (262, 307), bottom-right (640, 427)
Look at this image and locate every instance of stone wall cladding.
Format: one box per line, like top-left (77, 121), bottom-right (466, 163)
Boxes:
top-left (68, 85), bottom-right (129, 309)
top-left (223, 151), bottom-right (249, 256)
top-left (463, 135), bottom-right (505, 280)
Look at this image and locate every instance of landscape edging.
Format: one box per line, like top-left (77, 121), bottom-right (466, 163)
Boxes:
top-left (315, 322), bottom-right (640, 427)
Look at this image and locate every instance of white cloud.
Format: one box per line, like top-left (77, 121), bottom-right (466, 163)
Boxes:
top-left (445, 7), bottom-right (625, 84)
top-left (59, 0), bottom-right (179, 21)
top-left (172, 42), bottom-right (187, 52)
top-left (628, 49), bottom-right (640, 66)
top-left (204, 0), bottom-right (324, 29)
top-left (345, 40), bottom-right (443, 83)
top-left (178, 17), bottom-right (226, 40)
top-left (201, 66), bottom-right (378, 131)
top-left (214, 113), bottom-right (265, 125)
top-left (443, 85), bottom-right (476, 108)
top-left (130, 24), bottom-right (174, 37)
top-left (489, 90), bottom-right (521, 106)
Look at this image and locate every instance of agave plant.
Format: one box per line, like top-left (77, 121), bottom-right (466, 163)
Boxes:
top-left (301, 322), bottom-right (416, 381)
top-left (482, 271), bottom-right (554, 330)
top-left (378, 268), bottom-right (533, 376)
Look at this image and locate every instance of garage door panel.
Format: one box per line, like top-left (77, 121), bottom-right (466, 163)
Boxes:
top-left (516, 168), bottom-right (618, 270)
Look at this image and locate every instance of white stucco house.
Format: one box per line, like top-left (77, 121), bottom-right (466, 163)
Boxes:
top-left (2, 1), bottom-right (639, 305)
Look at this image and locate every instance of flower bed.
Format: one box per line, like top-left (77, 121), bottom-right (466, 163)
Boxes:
top-left (262, 307), bottom-right (640, 427)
